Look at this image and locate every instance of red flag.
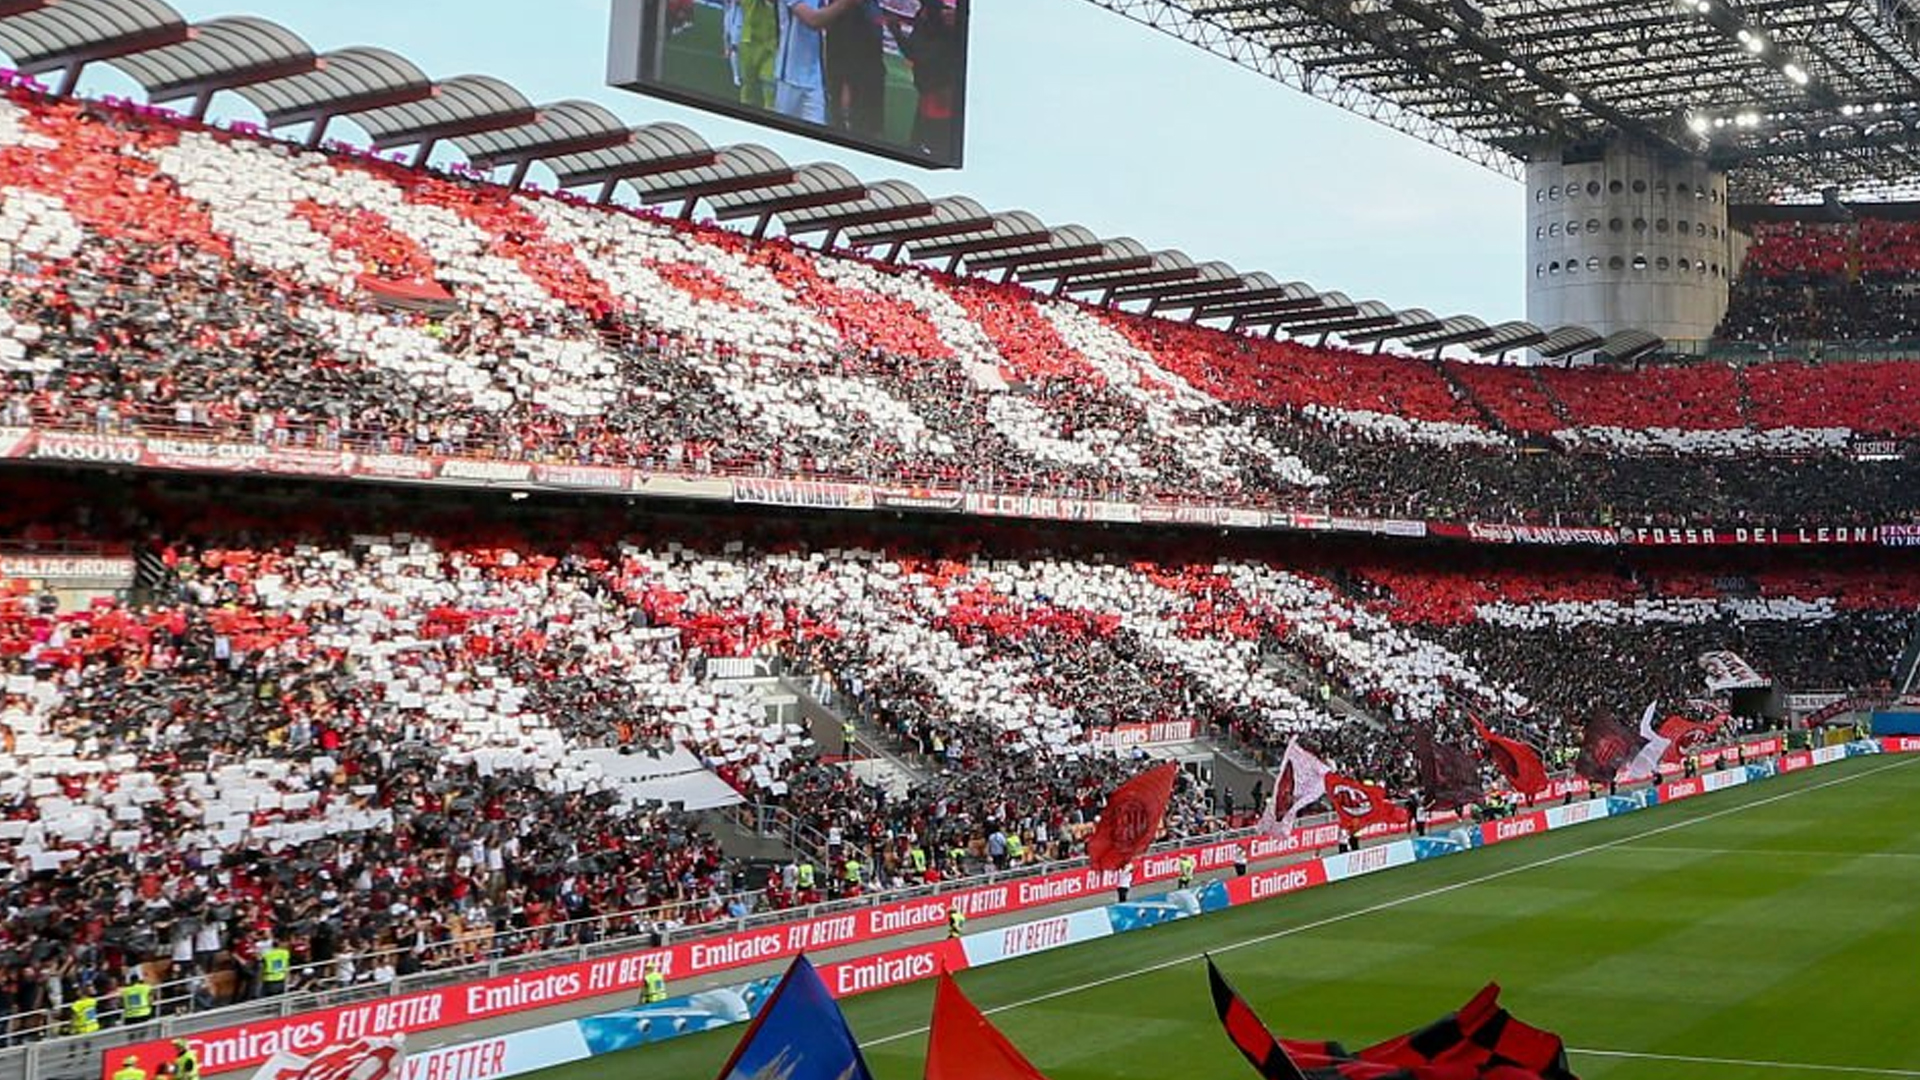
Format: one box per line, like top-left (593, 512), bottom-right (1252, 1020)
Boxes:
top-left (1472, 716), bottom-right (1550, 797)
top-left (1413, 727), bottom-right (1484, 810)
top-left (1325, 774), bottom-right (1410, 835)
top-left (925, 970), bottom-right (1050, 1080)
top-left (1655, 714), bottom-right (1724, 763)
top-left (1086, 762), bottom-right (1179, 871)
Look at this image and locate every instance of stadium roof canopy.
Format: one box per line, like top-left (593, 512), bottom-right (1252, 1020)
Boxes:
top-left (1081, 0), bottom-right (1920, 201)
top-left (0, 0), bottom-right (1634, 359)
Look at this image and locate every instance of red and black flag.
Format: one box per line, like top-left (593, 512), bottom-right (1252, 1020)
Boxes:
top-left (1085, 762), bottom-right (1179, 871)
top-left (1353, 982), bottom-right (1577, 1079)
top-left (1573, 709), bottom-right (1644, 783)
top-left (1325, 774), bottom-right (1411, 835)
top-left (1207, 956), bottom-right (1310, 1080)
top-left (1471, 716), bottom-right (1550, 797)
top-left (1209, 959), bottom-right (1580, 1080)
top-left (1413, 727), bottom-right (1484, 810)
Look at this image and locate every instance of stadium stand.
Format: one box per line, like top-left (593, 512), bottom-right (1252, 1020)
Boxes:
top-left (0, 471), bottom-right (1912, 1040)
top-left (0, 88), bottom-right (1916, 532)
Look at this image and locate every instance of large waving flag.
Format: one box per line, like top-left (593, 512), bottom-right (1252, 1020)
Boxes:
top-left (1472, 715), bottom-right (1550, 797)
top-left (715, 955), bottom-right (875, 1080)
top-left (1573, 709), bottom-right (1644, 783)
top-left (1209, 958), bottom-right (1579, 1080)
top-left (925, 971), bottom-right (1050, 1080)
top-left (1087, 762), bottom-right (1179, 871)
top-left (1325, 773), bottom-right (1410, 835)
top-left (1413, 727), bottom-right (1484, 810)
top-left (1259, 738), bottom-right (1331, 838)
top-left (1619, 702), bottom-right (1671, 780)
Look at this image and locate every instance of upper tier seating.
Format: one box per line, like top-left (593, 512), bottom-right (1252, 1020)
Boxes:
top-left (0, 90), bottom-right (1915, 528)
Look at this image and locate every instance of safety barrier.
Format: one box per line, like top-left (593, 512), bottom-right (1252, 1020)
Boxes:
top-left (198, 736), bottom-right (1901, 1080)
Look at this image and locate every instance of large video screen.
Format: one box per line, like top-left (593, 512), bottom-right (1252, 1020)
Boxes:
top-left (608, 0), bottom-right (970, 169)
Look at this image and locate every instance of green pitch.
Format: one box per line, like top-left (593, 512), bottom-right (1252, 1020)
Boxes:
top-left (532, 755), bottom-right (1920, 1079)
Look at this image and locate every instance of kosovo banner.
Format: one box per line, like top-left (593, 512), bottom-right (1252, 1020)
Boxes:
top-left (1209, 959), bottom-right (1579, 1080)
top-left (253, 1036), bottom-right (404, 1080)
top-left (715, 955), bottom-right (875, 1080)
top-left (1325, 774), bottom-right (1410, 835)
top-left (1259, 738), bottom-right (1331, 838)
top-left (1472, 716), bottom-right (1550, 797)
top-left (1413, 727), bottom-right (1484, 810)
top-left (925, 971), bottom-right (1050, 1080)
top-left (1087, 762), bottom-right (1179, 871)
top-left (1573, 709), bottom-right (1644, 783)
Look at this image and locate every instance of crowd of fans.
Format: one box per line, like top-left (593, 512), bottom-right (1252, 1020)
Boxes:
top-left (0, 478), bottom-right (1909, 1040)
top-left (1717, 218), bottom-right (1920, 344)
top-left (0, 89), bottom-right (1914, 531)
top-left (0, 79), bottom-right (1913, 1046)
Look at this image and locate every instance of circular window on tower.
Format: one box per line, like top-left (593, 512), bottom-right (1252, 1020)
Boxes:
top-left (1609, 255), bottom-right (1625, 270)
top-left (1656, 256), bottom-right (1671, 271)
top-left (1587, 257), bottom-right (1601, 272)
top-left (1609, 179), bottom-right (1625, 194)
top-left (1656, 218), bottom-right (1671, 233)
top-left (1677, 182), bottom-right (1691, 198)
top-left (1549, 187), bottom-right (1561, 201)
top-left (1587, 180), bottom-right (1602, 196)
top-left (1633, 217), bottom-right (1648, 232)
top-left (1549, 222), bottom-right (1562, 237)
top-left (1536, 263), bottom-right (1546, 277)
top-left (1696, 222), bottom-right (1708, 236)
top-left (1655, 180), bottom-right (1670, 196)
top-left (1678, 219), bottom-right (1690, 234)
top-left (1587, 218), bottom-right (1601, 233)
top-left (1549, 261), bottom-right (1561, 274)
top-left (1632, 253), bottom-right (1648, 270)
top-left (1632, 179), bottom-right (1648, 194)
top-left (1536, 226), bottom-right (1546, 240)
top-left (1565, 182), bottom-right (1580, 198)
top-left (1610, 217), bottom-right (1624, 232)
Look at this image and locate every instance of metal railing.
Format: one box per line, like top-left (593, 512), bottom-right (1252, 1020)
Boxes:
top-left (5, 725), bottom-right (1812, 1080)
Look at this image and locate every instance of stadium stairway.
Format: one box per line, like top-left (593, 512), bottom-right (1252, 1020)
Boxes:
top-left (1894, 618), bottom-right (1920, 696)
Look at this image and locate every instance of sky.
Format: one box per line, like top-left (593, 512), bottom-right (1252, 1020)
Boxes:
top-left (112, 0), bottom-right (1524, 319)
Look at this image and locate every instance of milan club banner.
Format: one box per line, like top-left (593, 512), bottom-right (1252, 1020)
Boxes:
top-left (733, 478), bottom-right (877, 511)
top-left (1697, 650), bottom-right (1769, 691)
top-left (1879, 523), bottom-right (1920, 547)
top-left (1619, 525), bottom-right (1882, 546)
top-left (872, 487), bottom-right (965, 512)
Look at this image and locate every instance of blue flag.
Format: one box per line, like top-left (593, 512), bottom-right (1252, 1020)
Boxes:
top-left (714, 955), bottom-right (876, 1080)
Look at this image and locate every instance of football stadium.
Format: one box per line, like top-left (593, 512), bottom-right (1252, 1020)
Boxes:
top-left (0, 1), bottom-right (1915, 1079)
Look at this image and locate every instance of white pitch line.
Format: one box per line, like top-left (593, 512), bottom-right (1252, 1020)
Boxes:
top-left (1622, 844), bottom-right (1920, 861)
top-left (1571, 1046), bottom-right (1920, 1076)
top-left (859, 755), bottom-right (1920, 1050)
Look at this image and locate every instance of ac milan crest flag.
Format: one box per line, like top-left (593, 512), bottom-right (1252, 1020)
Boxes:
top-left (1086, 762), bottom-right (1179, 871)
top-left (925, 970), bottom-right (1051, 1080)
top-left (1472, 716), bottom-right (1550, 797)
top-left (1413, 727), bottom-right (1484, 810)
top-left (1324, 773), bottom-right (1410, 835)
top-left (1259, 738), bottom-right (1331, 838)
top-left (714, 955), bottom-right (875, 1080)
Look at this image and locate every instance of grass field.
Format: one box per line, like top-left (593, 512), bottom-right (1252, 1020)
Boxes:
top-left (535, 754), bottom-right (1920, 1079)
